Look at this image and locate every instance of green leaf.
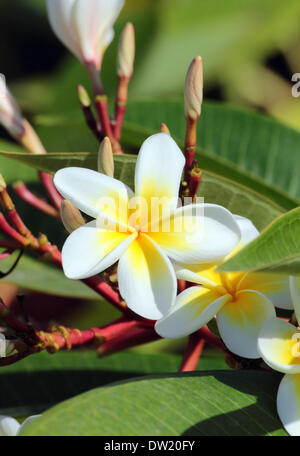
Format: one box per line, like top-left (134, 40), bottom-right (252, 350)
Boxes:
top-left (1, 254), bottom-right (99, 300)
top-left (220, 206), bottom-right (300, 275)
top-left (0, 350), bottom-right (227, 417)
top-left (0, 139), bottom-right (38, 184)
top-left (20, 370), bottom-right (286, 436)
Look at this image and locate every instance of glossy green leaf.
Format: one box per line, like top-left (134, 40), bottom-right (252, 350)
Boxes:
top-left (20, 370), bottom-right (286, 436)
top-left (0, 350), bottom-right (227, 417)
top-left (220, 206), bottom-right (300, 275)
top-left (1, 254), bottom-right (99, 299)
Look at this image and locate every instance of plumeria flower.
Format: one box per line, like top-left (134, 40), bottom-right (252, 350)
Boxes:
top-left (0, 415), bottom-right (41, 436)
top-left (46, 0), bottom-right (125, 71)
top-left (54, 133), bottom-right (241, 320)
top-left (0, 75), bottom-right (24, 139)
top-left (156, 215), bottom-right (293, 358)
top-left (258, 276), bottom-right (300, 436)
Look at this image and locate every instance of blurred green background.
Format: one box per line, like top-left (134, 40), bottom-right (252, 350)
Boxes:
top-left (0, 0), bottom-right (300, 129)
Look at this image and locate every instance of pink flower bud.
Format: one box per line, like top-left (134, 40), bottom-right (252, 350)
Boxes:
top-left (117, 23), bottom-right (135, 78)
top-left (184, 57), bottom-right (203, 120)
top-left (46, 0), bottom-right (125, 71)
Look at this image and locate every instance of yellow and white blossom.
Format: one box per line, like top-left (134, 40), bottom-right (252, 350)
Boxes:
top-left (46, 0), bottom-right (124, 70)
top-left (156, 216), bottom-right (292, 358)
top-left (258, 276), bottom-right (300, 436)
top-left (54, 133), bottom-right (241, 320)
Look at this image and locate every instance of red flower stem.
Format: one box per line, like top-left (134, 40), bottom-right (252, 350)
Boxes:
top-left (97, 318), bottom-right (142, 340)
top-left (198, 325), bottom-right (226, 351)
top-left (13, 181), bottom-right (59, 218)
top-left (113, 76), bottom-right (130, 141)
top-left (0, 213), bottom-right (29, 246)
top-left (94, 96), bottom-right (123, 154)
top-left (36, 319), bottom-right (144, 352)
top-left (98, 327), bottom-right (160, 357)
top-left (82, 276), bottom-right (131, 315)
top-left (38, 171), bottom-right (63, 210)
top-left (0, 186), bottom-right (33, 237)
top-left (184, 117), bottom-right (198, 182)
top-left (179, 333), bottom-right (205, 372)
top-left (85, 61), bottom-right (104, 97)
top-left (81, 105), bottom-right (103, 142)
top-left (0, 239), bottom-right (22, 249)
top-left (178, 279), bottom-right (186, 293)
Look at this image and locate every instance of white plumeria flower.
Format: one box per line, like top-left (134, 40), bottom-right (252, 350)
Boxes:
top-left (54, 133), bottom-right (241, 320)
top-left (156, 215), bottom-right (293, 358)
top-left (0, 75), bottom-right (24, 139)
top-left (46, 0), bottom-right (125, 70)
top-left (0, 415), bottom-right (41, 436)
top-left (258, 276), bottom-right (300, 436)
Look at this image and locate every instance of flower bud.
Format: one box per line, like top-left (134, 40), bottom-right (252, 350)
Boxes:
top-left (60, 200), bottom-right (85, 233)
top-left (117, 23), bottom-right (135, 78)
top-left (0, 75), bottom-right (25, 138)
top-left (77, 85), bottom-right (91, 108)
top-left (184, 56), bottom-right (203, 120)
top-left (160, 123), bottom-right (170, 135)
top-left (19, 120), bottom-right (47, 155)
top-left (46, 0), bottom-right (125, 71)
top-left (98, 137), bottom-right (114, 177)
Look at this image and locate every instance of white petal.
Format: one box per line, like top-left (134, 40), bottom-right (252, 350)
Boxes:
top-left (62, 221), bottom-right (136, 279)
top-left (258, 318), bottom-right (300, 374)
top-left (18, 415), bottom-right (42, 435)
top-left (118, 234), bottom-right (177, 320)
top-left (46, 0), bottom-right (82, 62)
top-left (277, 374), bottom-right (300, 436)
top-left (150, 203), bottom-right (241, 265)
top-left (238, 272), bottom-right (293, 310)
top-left (54, 167), bottom-right (133, 222)
top-left (135, 133), bottom-right (185, 215)
top-left (234, 214), bottom-right (259, 247)
top-left (0, 415), bottom-right (20, 436)
top-left (217, 289), bottom-right (276, 358)
top-left (155, 286), bottom-right (230, 339)
top-left (290, 276), bottom-right (300, 325)
top-left (74, 0), bottom-right (124, 67)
